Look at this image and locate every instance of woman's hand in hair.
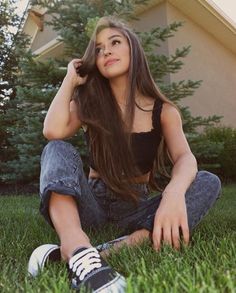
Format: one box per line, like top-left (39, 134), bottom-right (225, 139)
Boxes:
top-left (65, 59), bottom-right (88, 88)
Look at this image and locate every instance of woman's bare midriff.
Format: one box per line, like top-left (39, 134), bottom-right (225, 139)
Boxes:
top-left (88, 167), bottom-right (150, 184)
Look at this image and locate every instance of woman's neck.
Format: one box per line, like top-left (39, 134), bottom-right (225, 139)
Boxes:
top-left (109, 75), bottom-right (129, 104)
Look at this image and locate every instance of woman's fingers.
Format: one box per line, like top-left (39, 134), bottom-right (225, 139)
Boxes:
top-left (68, 59), bottom-right (82, 71)
top-left (172, 224), bottom-right (180, 250)
top-left (71, 60), bottom-right (82, 71)
top-left (153, 222), bottom-right (189, 250)
top-left (71, 58), bottom-right (82, 63)
top-left (73, 59), bottom-right (82, 66)
top-left (65, 59), bottom-right (88, 86)
top-left (152, 225), bottom-right (162, 251)
top-left (153, 223), bottom-right (174, 250)
top-left (162, 224), bottom-right (172, 246)
top-left (153, 207), bottom-right (190, 251)
top-left (181, 220), bottom-right (190, 246)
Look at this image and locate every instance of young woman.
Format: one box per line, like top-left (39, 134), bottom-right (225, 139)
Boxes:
top-left (29, 16), bottom-right (221, 292)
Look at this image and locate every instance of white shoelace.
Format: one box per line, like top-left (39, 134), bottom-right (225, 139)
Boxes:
top-left (69, 247), bottom-right (102, 281)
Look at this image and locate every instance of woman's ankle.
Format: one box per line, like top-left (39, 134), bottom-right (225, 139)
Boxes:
top-left (60, 231), bottom-right (92, 261)
top-left (61, 242), bottom-right (93, 261)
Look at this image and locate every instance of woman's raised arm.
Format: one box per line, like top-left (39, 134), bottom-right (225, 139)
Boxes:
top-left (43, 59), bottom-right (87, 140)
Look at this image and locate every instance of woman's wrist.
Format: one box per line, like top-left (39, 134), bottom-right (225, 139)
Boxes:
top-left (162, 183), bottom-right (187, 198)
top-left (63, 74), bottom-right (79, 89)
top-left (162, 171), bottom-right (197, 198)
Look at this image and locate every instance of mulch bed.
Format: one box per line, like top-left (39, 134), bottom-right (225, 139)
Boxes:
top-left (0, 183), bottom-right (39, 196)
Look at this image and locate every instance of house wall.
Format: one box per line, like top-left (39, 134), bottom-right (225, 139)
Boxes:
top-left (132, 1), bottom-right (236, 127)
top-left (166, 2), bottom-right (236, 127)
top-left (34, 42), bottom-right (65, 61)
top-left (31, 14), bottom-right (58, 52)
top-left (22, 15), bottom-right (38, 46)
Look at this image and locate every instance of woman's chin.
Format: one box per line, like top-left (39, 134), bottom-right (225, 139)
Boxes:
top-left (103, 70), bottom-right (129, 80)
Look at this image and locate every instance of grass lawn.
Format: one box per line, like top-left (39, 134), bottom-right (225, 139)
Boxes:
top-left (0, 184), bottom-right (235, 293)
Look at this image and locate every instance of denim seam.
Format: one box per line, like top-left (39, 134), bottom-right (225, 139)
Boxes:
top-left (41, 179), bottom-right (81, 199)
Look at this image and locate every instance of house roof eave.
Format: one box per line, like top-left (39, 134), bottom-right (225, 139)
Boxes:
top-left (135, 0), bottom-right (236, 54)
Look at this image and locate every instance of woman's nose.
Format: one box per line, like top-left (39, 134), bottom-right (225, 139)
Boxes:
top-left (103, 48), bottom-right (112, 56)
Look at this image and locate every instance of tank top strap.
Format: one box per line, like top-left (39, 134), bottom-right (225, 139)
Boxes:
top-left (152, 99), bottom-right (163, 132)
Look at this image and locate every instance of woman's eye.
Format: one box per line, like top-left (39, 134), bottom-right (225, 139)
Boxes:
top-left (112, 40), bottom-right (121, 46)
top-left (95, 47), bottom-right (102, 55)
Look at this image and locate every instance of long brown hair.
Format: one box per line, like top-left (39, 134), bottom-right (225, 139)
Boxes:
top-left (73, 16), bottom-right (174, 201)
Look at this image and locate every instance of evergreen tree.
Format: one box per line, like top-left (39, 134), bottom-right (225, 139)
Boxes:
top-left (2, 0), bottom-right (221, 185)
top-left (0, 0), bottom-right (30, 183)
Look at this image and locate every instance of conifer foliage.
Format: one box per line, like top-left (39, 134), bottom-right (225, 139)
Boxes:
top-left (0, 0), bottom-right (31, 183)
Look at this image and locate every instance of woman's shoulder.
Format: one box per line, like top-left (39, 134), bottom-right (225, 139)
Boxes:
top-left (161, 102), bottom-right (182, 126)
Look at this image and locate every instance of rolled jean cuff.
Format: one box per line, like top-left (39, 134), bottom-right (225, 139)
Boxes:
top-left (39, 180), bottom-right (81, 228)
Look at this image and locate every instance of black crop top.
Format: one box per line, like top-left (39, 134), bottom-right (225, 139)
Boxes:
top-left (83, 99), bottom-right (163, 175)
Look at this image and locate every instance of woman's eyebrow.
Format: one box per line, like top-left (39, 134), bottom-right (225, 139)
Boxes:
top-left (96, 34), bottom-right (123, 46)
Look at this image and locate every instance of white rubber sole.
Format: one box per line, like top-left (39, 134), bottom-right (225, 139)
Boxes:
top-left (28, 244), bottom-right (60, 277)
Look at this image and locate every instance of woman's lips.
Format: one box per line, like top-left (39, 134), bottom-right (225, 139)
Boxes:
top-left (104, 59), bottom-right (119, 67)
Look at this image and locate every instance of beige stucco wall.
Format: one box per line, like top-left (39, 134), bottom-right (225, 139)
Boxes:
top-left (34, 42), bottom-right (65, 61)
top-left (31, 14), bottom-right (58, 52)
top-left (22, 15), bottom-right (38, 46)
top-left (166, 2), bottom-right (236, 127)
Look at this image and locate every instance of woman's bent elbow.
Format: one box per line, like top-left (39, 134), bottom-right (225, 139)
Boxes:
top-left (43, 128), bottom-right (60, 140)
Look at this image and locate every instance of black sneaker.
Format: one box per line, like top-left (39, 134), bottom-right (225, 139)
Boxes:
top-left (69, 247), bottom-right (126, 292)
top-left (27, 236), bottom-right (128, 277)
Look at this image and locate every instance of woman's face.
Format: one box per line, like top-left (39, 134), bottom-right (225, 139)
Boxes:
top-left (95, 28), bottom-right (130, 79)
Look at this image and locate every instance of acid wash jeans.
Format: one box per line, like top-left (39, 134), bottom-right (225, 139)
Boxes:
top-left (39, 140), bottom-right (221, 235)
